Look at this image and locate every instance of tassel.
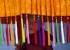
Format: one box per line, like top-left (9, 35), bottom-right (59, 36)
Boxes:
top-left (42, 16), bottom-right (45, 46)
top-left (8, 22), bottom-right (11, 45)
top-left (47, 17), bottom-right (51, 46)
top-left (52, 17), bottom-right (56, 47)
top-left (26, 15), bottom-right (30, 44)
top-left (24, 24), bottom-right (27, 38)
top-left (21, 15), bottom-right (25, 43)
top-left (67, 17), bottom-right (70, 42)
top-left (34, 15), bottom-right (38, 45)
top-left (15, 17), bottom-right (18, 44)
top-left (6, 18), bottom-right (9, 46)
top-left (38, 16), bottom-right (42, 45)
top-left (2, 24), bottom-right (7, 46)
top-left (0, 18), bottom-right (2, 45)
top-left (2, 18), bottom-right (5, 42)
top-left (2, 24), bottom-right (5, 42)
top-left (60, 17), bottom-right (65, 44)
top-left (10, 19), bottom-right (15, 46)
top-left (55, 17), bottom-right (60, 45)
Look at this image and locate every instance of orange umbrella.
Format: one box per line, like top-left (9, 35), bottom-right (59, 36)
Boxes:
top-left (66, 0), bottom-right (70, 16)
top-left (54, 0), bottom-right (61, 16)
top-left (50, 0), bottom-right (55, 17)
top-left (36, 0), bottom-right (41, 16)
top-left (40, 0), bottom-right (46, 16)
top-left (0, 0), bottom-right (5, 17)
top-left (31, 0), bottom-right (37, 15)
top-left (25, 0), bottom-right (31, 14)
top-left (60, 0), bottom-right (66, 16)
top-left (45, 0), bottom-right (51, 16)
top-left (14, 0), bottom-right (20, 16)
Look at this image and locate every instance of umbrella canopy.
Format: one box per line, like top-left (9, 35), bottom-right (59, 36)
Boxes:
top-left (0, 0), bottom-right (70, 17)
